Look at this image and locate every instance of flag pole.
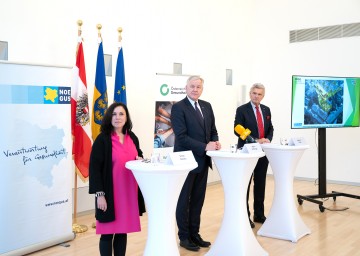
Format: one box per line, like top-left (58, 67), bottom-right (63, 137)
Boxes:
top-left (114, 26), bottom-right (127, 104)
top-left (73, 19), bottom-right (82, 224)
top-left (91, 23), bottom-right (103, 229)
top-left (72, 19), bottom-right (88, 234)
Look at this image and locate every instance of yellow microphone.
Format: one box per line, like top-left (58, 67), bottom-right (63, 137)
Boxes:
top-left (234, 124), bottom-right (256, 142)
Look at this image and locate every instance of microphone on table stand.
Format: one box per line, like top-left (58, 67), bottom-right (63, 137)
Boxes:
top-left (234, 124), bottom-right (257, 143)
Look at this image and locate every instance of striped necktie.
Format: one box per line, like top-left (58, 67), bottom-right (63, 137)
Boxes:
top-left (195, 102), bottom-right (203, 120)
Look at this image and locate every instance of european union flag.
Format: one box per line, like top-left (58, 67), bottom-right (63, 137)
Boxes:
top-left (114, 47), bottom-right (127, 104)
top-left (91, 42), bottom-right (108, 141)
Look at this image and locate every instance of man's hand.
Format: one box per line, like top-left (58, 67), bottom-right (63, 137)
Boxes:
top-left (257, 138), bottom-right (270, 144)
top-left (206, 141), bottom-right (221, 151)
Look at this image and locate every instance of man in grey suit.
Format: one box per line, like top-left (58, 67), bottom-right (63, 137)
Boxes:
top-left (171, 75), bottom-right (221, 251)
top-left (234, 83), bottom-right (274, 228)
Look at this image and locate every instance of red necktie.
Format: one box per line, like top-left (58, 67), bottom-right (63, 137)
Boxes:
top-left (256, 106), bottom-right (264, 139)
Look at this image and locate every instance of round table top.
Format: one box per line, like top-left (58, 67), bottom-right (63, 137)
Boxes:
top-left (126, 160), bottom-right (198, 173)
top-left (207, 150), bottom-right (265, 159)
top-left (261, 143), bottom-right (310, 151)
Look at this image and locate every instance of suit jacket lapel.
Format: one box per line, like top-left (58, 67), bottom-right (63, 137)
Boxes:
top-left (247, 102), bottom-right (257, 125)
top-left (259, 105), bottom-right (265, 131)
top-left (185, 98), bottom-right (205, 129)
top-left (199, 102), bottom-right (206, 130)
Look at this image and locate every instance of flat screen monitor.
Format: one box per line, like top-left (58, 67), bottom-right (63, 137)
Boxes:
top-left (291, 75), bottom-right (360, 129)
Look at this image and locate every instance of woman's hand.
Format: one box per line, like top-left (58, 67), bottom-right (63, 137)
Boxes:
top-left (97, 196), bottom-right (107, 212)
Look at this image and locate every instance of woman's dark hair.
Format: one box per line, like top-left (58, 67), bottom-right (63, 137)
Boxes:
top-left (100, 102), bottom-right (133, 135)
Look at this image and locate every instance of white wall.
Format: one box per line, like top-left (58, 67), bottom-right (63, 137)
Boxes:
top-left (0, 0), bottom-right (254, 212)
top-left (1, 0), bottom-right (359, 212)
top-left (250, 0), bottom-right (360, 183)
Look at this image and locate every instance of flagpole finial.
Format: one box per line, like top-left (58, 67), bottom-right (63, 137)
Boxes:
top-left (117, 27), bottom-right (123, 51)
top-left (97, 24), bottom-right (102, 41)
top-left (77, 20), bottom-right (83, 38)
top-left (117, 27), bottom-right (123, 42)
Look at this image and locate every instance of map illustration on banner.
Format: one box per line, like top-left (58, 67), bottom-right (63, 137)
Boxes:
top-left (2, 119), bottom-right (67, 187)
top-left (1, 86), bottom-right (70, 187)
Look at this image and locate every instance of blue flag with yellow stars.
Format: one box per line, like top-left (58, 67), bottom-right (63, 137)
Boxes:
top-left (114, 46), bottom-right (127, 104)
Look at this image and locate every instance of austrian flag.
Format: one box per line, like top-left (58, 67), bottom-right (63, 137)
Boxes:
top-left (71, 42), bottom-right (92, 181)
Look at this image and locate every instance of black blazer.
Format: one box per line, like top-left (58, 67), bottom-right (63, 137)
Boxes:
top-left (234, 101), bottom-right (274, 148)
top-left (171, 97), bottom-right (219, 173)
top-left (88, 131), bottom-right (146, 223)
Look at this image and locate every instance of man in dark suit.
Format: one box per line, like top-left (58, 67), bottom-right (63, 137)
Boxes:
top-left (234, 83), bottom-right (274, 228)
top-left (171, 75), bottom-right (221, 252)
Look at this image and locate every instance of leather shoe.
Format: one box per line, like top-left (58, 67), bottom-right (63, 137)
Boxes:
top-left (254, 215), bottom-right (266, 223)
top-left (190, 234), bottom-right (211, 247)
top-left (180, 239), bottom-right (200, 251)
top-left (249, 218), bottom-right (255, 228)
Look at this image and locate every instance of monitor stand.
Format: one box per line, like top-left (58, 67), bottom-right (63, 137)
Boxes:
top-left (296, 128), bottom-right (360, 212)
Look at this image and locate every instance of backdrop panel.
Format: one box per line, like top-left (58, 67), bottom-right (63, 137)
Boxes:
top-left (153, 75), bottom-right (189, 159)
top-left (0, 61), bottom-right (74, 255)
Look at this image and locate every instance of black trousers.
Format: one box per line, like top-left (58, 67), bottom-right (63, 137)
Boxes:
top-left (99, 233), bottom-right (127, 256)
top-left (176, 168), bottom-right (209, 241)
top-left (246, 156), bottom-right (269, 218)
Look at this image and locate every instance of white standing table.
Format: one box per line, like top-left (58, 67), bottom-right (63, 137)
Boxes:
top-left (126, 160), bottom-right (197, 256)
top-left (206, 150), bottom-right (268, 256)
top-left (257, 144), bottom-right (311, 242)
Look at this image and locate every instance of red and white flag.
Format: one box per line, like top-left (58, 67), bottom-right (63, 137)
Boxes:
top-left (71, 41), bottom-right (92, 181)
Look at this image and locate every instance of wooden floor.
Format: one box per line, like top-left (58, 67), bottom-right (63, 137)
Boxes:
top-left (27, 176), bottom-right (360, 256)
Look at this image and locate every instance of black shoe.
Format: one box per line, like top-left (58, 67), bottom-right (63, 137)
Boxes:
top-left (254, 215), bottom-right (266, 223)
top-left (249, 218), bottom-right (255, 228)
top-left (190, 234), bottom-right (211, 247)
top-left (180, 239), bottom-right (200, 251)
